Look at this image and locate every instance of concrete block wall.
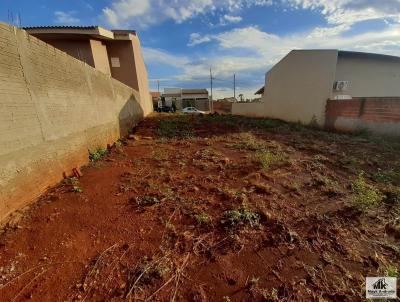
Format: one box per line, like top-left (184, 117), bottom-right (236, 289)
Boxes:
top-left (232, 102), bottom-right (265, 117)
top-left (325, 97), bottom-right (400, 136)
top-left (0, 23), bottom-right (149, 221)
top-left (213, 101), bottom-right (232, 114)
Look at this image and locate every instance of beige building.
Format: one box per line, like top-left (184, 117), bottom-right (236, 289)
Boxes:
top-left (24, 25), bottom-right (152, 114)
top-left (162, 88), bottom-right (210, 110)
top-left (163, 88), bottom-right (182, 107)
top-left (151, 92), bottom-right (161, 107)
top-left (181, 89), bottom-right (209, 111)
top-left (233, 50), bottom-right (400, 126)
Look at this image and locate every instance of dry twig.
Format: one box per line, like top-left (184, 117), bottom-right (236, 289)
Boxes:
top-left (0, 261), bottom-right (79, 290)
top-left (11, 268), bottom-right (49, 302)
top-left (171, 253), bottom-right (190, 302)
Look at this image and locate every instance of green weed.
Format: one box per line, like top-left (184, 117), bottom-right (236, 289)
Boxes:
top-left (66, 177), bottom-right (83, 193)
top-left (72, 186), bottom-right (83, 193)
top-left (194, 213), bottom-right (211, 225)
top-left (156, 116), bottom-right (195, 139)
top-left (373, 167), bottom-right (400, 185)
top-left (263, 288), bottom-right (279, 301)
top-left (132, 256), bottom-right (171, 287)
top-left (255, 151), bottom-right (286, 170)
top-left (221, 208), bottom-right (260, 229)
top-left (351, 173), bottom-right (383, 209)
top-left (115, 139), bottom-right (123, 148)
top-left (385, 265), bottom-right (398, 278)
top-left (248, 276), bottom-right (260, 287)
top-left (339, 157), bottom-right (361, 171)
top-left (228, 132), bottom-right (265, 151)
top-left (384, 188), bottom-right (400, 206)
top-left (89, 147), bottom-right (108, 162)
top-left (135, 196), bottom-right (160, 206)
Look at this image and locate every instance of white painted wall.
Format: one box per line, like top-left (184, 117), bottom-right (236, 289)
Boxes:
top-left (182, 93), bottom-right (209, 100)
top-left (232, 102), bottom-right (265, 117)
top-left (164, 88), bottom-right (181, 95)
top-left (262, 50), bottom-right (338, 126)
top-left (334, 52), bottom-right (400, 98)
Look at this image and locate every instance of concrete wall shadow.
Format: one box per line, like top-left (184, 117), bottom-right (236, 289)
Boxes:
top-left (118, 94), bottom-right (144, 136)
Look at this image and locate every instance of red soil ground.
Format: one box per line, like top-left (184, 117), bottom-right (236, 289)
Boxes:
top-left (0, 114), bottom-right (399, 302)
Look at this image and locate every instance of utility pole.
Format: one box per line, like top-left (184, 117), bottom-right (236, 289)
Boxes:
top-left (210, 68), bottom-right (213, 112)
top-left (157, 80), bottom-right (160, 93)
top-left (234, 74), bottom-right (236, 100)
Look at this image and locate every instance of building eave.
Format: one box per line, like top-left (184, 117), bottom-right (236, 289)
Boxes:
top-left (23, 26), bottom-right (129, 41)
top-left (255, 86), bottom-right (264, 95)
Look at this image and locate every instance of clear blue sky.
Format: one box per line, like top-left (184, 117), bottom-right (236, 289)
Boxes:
top-left (1, 0), bottom-right (399, 99)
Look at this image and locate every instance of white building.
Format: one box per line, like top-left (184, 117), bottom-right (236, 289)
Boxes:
top-left (162, 88), bottom-right (210, 110)
top-left (233, 50), bottom-right (400, 127)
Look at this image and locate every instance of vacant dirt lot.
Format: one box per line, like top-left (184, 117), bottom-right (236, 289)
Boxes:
top-left (0, 114), bottom-right (399, 302)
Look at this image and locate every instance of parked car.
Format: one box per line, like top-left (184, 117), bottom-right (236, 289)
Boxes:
top-left (182, 107), bottom-right (205, 114)
top-left (156, 106), bottom-right (175, 113)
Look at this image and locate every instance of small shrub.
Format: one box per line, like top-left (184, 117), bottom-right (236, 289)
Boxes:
top-left (194, 213), bottom-right (211, 225)
top-left (66, 177), bottom-right (83, 193)
top-left (263, 288), bottom-right (279, 301)
top-left (383, 188), bottom-right (400, 206)
top-left (373, 167), bottom-right (400, 185)
top-left (312, 174), bottom-right (343, 197)
top-left (248, 276), bottom-right (260, 287)
top-left (255, 151), bottom-right (286, 170)
top-left (154, 262), bottom-right (171, 278)
top-left (339, 157), bottom-right (360, 171)
top-left (115, 139), bottom-right (124, 148)
top-left (221, 208), bottom-right (260, 229)
top-left (385, 265), bottom-right (398, 278)
top-left (133, 257), bottom-right (171, 286)
top-left (351, 173), bottom-right (383, 209)
top-left (72, 186), bottom-right (83, 193)
top-left (229, 133), bottom-right (265, 151)
top-left (89, 148), bottom-right (108, 162)
top-left (247, 276), bottom-right (260, 293)
top-left (135, 196), bottom-right (160, 206)
top-left (308, 115), bottom-right (319, 129)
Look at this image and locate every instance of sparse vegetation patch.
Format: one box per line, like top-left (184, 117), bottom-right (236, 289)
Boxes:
top-left (351, 173), bottom-right (383, 209)
top-left (135, 195), bottom-right (161, 207)
top-left (156, 116), bottom-right (195, 139)
top-left (89, 147), bottom-right (108, 162)
top-left (373, 166), bottom-right (400, 185)
top-left (228, 132), bottom-right (266, 151)
top-left (65, 177), bottom-right (83, 193)
top-left (194, 213), bottom-right (212, 225)
top-left (221, 208), bottom-right (261, 229)
top-left (255, 150), bottom-right (287, 170)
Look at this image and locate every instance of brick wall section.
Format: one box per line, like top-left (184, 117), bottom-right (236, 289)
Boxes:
top-left (326, 99), bottom-right (361, 119)
top-left (362, 98), bottom-right (400, 123)
top-left (326, 97), bottom-right (400, 135)
top-left (0, 23), bottom-right (150, 221)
